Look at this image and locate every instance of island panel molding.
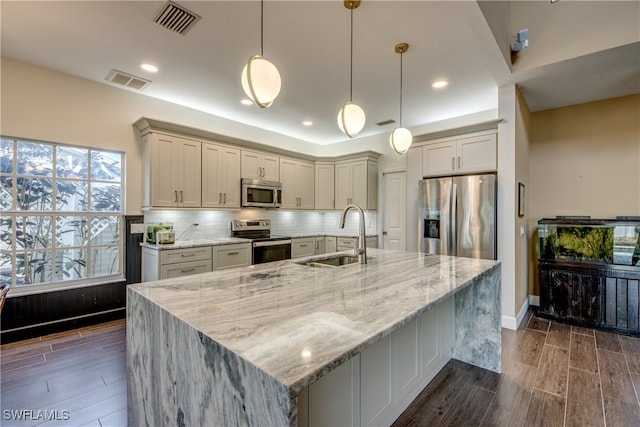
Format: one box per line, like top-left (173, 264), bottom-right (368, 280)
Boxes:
top-left (127, 249), bottom-right (501, 426)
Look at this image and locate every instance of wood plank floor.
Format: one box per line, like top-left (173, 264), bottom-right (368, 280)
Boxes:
top-left (2, 310), bottom-right (640, 426)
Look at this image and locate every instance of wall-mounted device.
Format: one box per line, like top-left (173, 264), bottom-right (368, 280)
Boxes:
top-left (512, 28), bottom-right (529, 52)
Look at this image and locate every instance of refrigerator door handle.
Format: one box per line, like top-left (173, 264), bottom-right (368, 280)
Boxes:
top-left (451, 183), bottom-right (458, 256)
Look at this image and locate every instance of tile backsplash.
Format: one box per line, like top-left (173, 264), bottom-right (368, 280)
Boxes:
top-left (143, 209), bottom-right (378, 240)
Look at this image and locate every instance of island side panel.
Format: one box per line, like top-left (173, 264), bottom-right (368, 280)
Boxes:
top-left (452, 264), bottom-right (502, 373)
top-left (127, 289), bottom-right (296, 427)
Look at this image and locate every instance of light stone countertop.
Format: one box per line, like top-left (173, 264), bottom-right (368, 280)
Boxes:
top-left (128, 248), bottom-right (500, 392)
top-left (140, 237), bottom-right (251, 250)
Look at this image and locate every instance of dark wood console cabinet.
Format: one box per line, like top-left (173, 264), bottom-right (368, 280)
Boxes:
top-left (537, 218), bottom-right (640, 336)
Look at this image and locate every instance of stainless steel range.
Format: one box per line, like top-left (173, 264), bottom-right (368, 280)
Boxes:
top-left (231, 219), bottom-right (292, 264)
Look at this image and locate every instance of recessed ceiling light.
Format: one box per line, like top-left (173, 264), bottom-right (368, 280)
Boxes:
top-left (241, 99), bottom-right (253, 106)
top-left (141, 63), bottom-right (158, 73)
top-left (302, 121), bottom-right (313, 127)
top-left (432, 80), bottom-right (448, 89)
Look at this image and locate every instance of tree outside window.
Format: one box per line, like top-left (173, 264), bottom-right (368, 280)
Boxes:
top-left (0, 138), bottom-right (123, 289)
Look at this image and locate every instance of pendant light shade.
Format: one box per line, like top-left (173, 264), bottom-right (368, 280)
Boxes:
top-left (390, 42), bottom-right (413, 155)
top-left (338, 0), bottom-right (365, 138)
top-left (337, 102), bottom-right (366, 138)
top-left (390, 127), bottom-right (413, 154)
top-left (241, 0), bottom-right (280, 108)
top-left (242, 55), bottom-right (281, 108)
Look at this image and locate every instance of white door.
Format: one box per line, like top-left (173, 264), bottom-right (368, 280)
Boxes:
top-left (383, 171), bottom-right (406, 250)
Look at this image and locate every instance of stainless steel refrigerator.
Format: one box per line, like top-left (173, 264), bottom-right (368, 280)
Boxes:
top-left (418, 173), bottom-right (497, 260)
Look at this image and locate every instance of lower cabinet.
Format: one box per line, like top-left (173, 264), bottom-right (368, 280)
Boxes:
top-left (292, 238), bottom-right (317, 258)
top-left (324, 236), bottom-right (337, 254)
top-left (314, 237), bottom-right (325, 255)
top-left (298, 297), bottom-right (454, 427)
top-left (336, 236), bottom-right (379, 251)
top-left (212, 243), bottom-right (251, 270)
top-left (142, 243), bottom-right (251, 281)
top-left (143, 246), bottom-right (212, 282)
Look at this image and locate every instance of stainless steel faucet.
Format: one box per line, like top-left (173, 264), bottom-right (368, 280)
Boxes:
top-left (339, 203), bottom-right (367, 264)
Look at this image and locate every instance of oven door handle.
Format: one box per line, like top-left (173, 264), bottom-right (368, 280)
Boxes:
top-left (253, 240), bottom-right (292, 248)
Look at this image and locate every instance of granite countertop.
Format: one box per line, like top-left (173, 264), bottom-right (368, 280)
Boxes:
top-left (140, 237), bottom-right (251, 250)
top-left (128, 248), bottom-right (499, 392)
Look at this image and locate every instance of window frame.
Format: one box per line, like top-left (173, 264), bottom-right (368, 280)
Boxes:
top-left (1, 136), bottom-right (125, 296)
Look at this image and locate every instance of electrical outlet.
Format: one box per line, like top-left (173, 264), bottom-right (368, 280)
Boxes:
top-left (131, 223), bottom-right (145, 234)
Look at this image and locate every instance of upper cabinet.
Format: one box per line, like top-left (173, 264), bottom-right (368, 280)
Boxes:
top-left (143, 133), bottom-right (201, 208)
top-left (241, 149), bottom-right (279, 181)
top-left (422, 133), bottom-right (497, 177)
top-left (202, 142), bottom-right (241, 208)
top-left (335, 157), bottom-right (378, 210)
top-left (280, 157), bottom-right (315, 209)
top-left (315, 162), bottom-right (335, 210)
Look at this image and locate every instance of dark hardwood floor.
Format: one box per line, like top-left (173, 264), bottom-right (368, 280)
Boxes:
top-left (2, 310), bottom-right (640, 426)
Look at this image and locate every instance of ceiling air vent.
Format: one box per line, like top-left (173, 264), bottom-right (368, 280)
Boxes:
top-left (105, 69), bottom-right (151, 90)
top-left (376, 119), bottom-right (396, 126)
top-left (154, 1), bottom-right (201, 35)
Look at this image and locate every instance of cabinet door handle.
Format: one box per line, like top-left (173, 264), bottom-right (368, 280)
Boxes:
top-left (223, 193), bottom-right (227, 204)
top-left (300, 244), bottom-right (308, 247)
top-left (452, 157), bottom-right (455, 170)
top-left (219, 192), bottom-right (222, 204)
top-left (315, 241), bottom-right (319, 250)
top-left (181, 253), bottom-right (196, 257)
top-left (227, 251), bottom-right (239, 255)
top-left (181, 268), bottom-right (196, 273)
top-left (174, 190), bottom-right (178, 202)
top-left (180, 190), bottom-right (184, 202)
top-left (457, 156), bottom-right (461, 169)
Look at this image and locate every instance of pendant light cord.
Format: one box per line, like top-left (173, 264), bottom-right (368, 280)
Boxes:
top-left (260, 0), bottom-right (264, 56)
top-left (349, 5), bottom-right (354, 102)
top-left (399, 50), bottom-right (404, 125)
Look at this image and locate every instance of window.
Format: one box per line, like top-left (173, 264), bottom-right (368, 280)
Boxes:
top-left (0, 138), bottom-right (124, 292)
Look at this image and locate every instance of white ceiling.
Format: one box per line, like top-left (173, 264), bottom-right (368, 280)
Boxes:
top-left (1, 1), bottom-right (638, 145)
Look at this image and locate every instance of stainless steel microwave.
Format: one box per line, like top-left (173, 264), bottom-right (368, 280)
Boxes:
top-left (241, 179), bottom-right (282, 208)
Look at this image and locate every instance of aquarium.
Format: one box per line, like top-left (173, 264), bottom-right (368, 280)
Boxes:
top-left (539, 218), bottom-right (640, 266)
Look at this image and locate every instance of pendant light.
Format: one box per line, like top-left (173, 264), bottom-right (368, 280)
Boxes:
top-left (241, 0), bottom-right (281, 108)
top-left (390, 42), bottom-right (413, 154)
top-left (337, 0), bottom-right (365, 138)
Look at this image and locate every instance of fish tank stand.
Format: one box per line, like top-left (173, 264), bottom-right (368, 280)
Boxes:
top-left (537, 217), bottom-right (640, 336)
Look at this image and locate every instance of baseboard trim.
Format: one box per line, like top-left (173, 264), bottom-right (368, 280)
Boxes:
top-left (501, 298), bottom-right (530, 330)
top-left (529, 295), bottom-right (540, 306)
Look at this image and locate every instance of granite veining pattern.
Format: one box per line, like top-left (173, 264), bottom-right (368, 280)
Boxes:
top-left (128, 249), bottom-right (501, 426)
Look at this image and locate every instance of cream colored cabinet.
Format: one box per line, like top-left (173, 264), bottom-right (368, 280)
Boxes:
top-left (212, 243), bottom-right (251, 270)
top-left (142, 246), bottom-right (212, 282)
top-left (241, 149), bottom-right (279, 181)
top-left (335, 158), bottom-right (377, 210)
top-left (422, 133), bottom-right (497, 177)
top-left (336, 236), bottom-right (378, 251)
top-left (314, 237), bottom-right (325, 255)
top-left (324, 236), bottom-right (337, 253)
top-left (202, 142), bottom-right (241, 208)
top-left (315, 162), bottom-right (335, 210)
top-left (143, 133), bottom-right (202, 208)
top-left (280, 157), bottom-right (315, 209)
top-left (292, 237), bottom-right (316, 258)
top-left (298, 296), bottom-right (454, 427)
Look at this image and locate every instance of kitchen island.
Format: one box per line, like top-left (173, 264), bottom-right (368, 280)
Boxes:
top-left (127, 249), bottom-right (501, 426)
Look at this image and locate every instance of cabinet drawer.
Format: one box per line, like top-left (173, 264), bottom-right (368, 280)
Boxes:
top-left (160, 246), bottom-right (212, 264)
top-left (337, 237), bottom-right (357, 250)
top-left (160, 259), bottom-right (212, 279)
top-left (213, 244), bottom-right (251, 270)
top-left (292, 238), bottom-right (316, 258)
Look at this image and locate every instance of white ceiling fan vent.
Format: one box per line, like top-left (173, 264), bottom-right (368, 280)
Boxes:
top-left (105, 69), bottom-right (151, 90)
top-left (154, 1), bottom-right (201, 35)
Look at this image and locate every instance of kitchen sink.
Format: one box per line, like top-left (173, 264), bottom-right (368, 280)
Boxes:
top-left (297, 255), bottom-right (372, 268)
